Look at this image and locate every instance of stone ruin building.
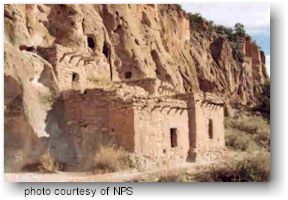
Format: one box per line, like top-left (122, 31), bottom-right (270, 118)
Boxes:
top-left (47, 88), bottom-right (225, 169)
top-left (20, 37), bottom-right (225, 170)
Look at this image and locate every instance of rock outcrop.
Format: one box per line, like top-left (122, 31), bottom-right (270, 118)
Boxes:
top-left (4, 4), bottom-right (269, 171)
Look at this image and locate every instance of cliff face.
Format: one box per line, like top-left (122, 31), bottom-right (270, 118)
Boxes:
top-left (4, 4), bottom-right (268, 101)
top-left (189, 25), bottom-right (269, 106)
top-left (4, 4), bottom-right (269, 171)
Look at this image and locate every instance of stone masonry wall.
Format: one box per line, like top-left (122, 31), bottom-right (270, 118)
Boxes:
top-left (46, 88), bottom-right (224, 170)
top-left (193, 94), bottom-right (225, 160)
top-left (52, 45), bottom-right (112, 91)
top-left (133, 99), bottom-right (190, 168)
top-left (45, 89), bottom-right (112, 169)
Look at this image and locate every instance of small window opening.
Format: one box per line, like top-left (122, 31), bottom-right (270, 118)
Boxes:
top-left (125, 71), bottom-right (132, 80)
top-left (19, 45), bottom-right (35, 52)
top-left (102, 41), bottom-right (110, 59)
top-left (87, 36), bottom-right (95, 49)
top-left (170, 128), bottom-right (177, 148)
top-left (208, 119), bottom-right (213, 139)
top-left (72, 72), bottom-right (79, 82)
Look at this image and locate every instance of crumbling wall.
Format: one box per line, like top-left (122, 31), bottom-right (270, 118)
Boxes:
top-left (45, 89), bottom-right (113, 170)
top-left (46, 90), bottom-right (191, 170)
top-left (133, 99), bottom-right (190, 168)
top-left (45, 87), bottom-right (225, 170)
top-left (39, 45), bottom-right (112, 91)
top-left (192, 93), bottom-right (225, 160)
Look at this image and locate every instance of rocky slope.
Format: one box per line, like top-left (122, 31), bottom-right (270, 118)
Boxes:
top-left (4, 4), bottom-right (269, 171)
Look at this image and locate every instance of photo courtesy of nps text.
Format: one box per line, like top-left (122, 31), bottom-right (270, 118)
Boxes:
top-left (24, 187), bottom-right (133, 197)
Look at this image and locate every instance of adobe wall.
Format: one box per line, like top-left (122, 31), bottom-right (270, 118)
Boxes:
top-left (108, 103), bottom-right (135, 152)
top-left (45, 89), bottom-right (113, 169)
top-left (37, 44), bottom-right (112, 91)
top-left (193, 93), bottom-right (225, 159)
top-left (46, 89), bottom-right (225, 170)
top-left (132, 99), bottom-right (190, 168)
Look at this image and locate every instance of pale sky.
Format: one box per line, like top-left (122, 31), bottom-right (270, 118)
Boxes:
top-left (181, 3), bottom-right (270, 75)
top-left (181, 3), bottom-right (270, 35)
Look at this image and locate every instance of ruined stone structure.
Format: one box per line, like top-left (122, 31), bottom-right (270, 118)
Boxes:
top-left (35, 43), bottom-right (225, 169)
top-left (28, 42), bottom-right (225, 170)
top-left (36, 44), bottom-right (113, 91)
top-left (45, 81), bottom-right (224, 169)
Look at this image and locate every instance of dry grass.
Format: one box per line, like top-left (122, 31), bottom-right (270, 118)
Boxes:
top-left (84, 132), bottom-right (135, 174)
top-left (90, 145), bottom-right (131, 174)
top-left (132, 170), bottom-right (188, 182)
top-left (149, 151), bottom-right (269, 182)
top-left (225, 129), bottom-right (259, 151)
top-left (194, 151), bottom-right (270, 182)
top-left (200, 112), bottom-right (271, 182)
top-left (38, 151), bottom-right (59, 173)
top-left (225, 114), bottom-right (269, 135)
top-left (158, 171), bottom-right (184, 182)
top-left (39, 92), bottom-right (55, 105)
top-left (225, 114), bottom-right (270, 151)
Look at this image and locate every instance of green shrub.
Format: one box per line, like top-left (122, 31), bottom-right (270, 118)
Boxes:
top-left (234, 23), bottom-right (246, 37)
top-left (188, 12), bottom-right (206, 31)
top-left (213, 25), bottom-right (234, 40)
top-left (174, 4), bottom-right (182, 11)
top-left (231, 41), bottom-right (244, 62)
top-left (253, 83), bottom-right (270, 120)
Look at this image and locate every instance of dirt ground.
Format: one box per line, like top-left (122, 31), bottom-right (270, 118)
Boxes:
top-left (5, 160), bottom-right (217, 182)
top-left (5, 150), bottom-right (243, 182)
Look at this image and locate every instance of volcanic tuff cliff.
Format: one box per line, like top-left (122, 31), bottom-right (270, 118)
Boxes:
top-left (4, 4), bottom-right (269, 171)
